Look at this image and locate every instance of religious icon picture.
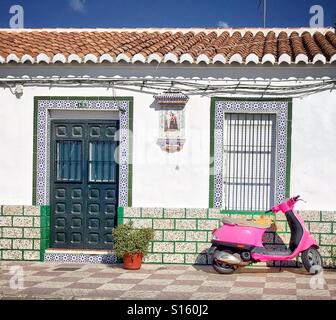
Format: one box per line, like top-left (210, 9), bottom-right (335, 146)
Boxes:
top-left (164, 110), bottom-right (179, 132)
top-left (154, 91), bottom-right (189, 153)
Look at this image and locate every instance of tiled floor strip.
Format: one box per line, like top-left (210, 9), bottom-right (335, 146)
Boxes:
top-left (0, 262), bottom-right (335, 300)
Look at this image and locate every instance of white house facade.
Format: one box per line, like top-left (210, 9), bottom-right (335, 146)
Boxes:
top-left (0, 28), bottom-right (335, 265)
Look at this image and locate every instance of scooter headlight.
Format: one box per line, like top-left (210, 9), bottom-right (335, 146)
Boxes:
top-left (212, 234), bottom-right (219, 240)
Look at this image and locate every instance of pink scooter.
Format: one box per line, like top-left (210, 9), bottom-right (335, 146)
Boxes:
top-left (210, 196), bottom-right (323, 274)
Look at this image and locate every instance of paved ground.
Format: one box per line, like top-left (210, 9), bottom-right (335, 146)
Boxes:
top-left (0, 262), bottom-right (335, 300)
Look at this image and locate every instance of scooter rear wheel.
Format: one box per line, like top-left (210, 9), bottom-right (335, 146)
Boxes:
top-left (212, 250), bottom-right (236, 274)
top-left (301, 247), bottom-right (323, 274)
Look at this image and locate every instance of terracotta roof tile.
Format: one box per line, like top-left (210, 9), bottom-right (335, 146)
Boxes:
top-left (302, 31), bottom-right (322, 59)
top-left (217, 31), bottom-right (241, 56)
top-left (263, 32), bottom-right (278, 60)
top-left (290, 31), bottom-right (307, 58)
top-left (233, 31), bottom-right (254, 59)
top-left (249, 31), bottom-right (265, 59)
top-left (315, 32), bottom-right (336, 58)
top-left (278, 31), bottom-right (292, 58)
top-left (0, 28), bottom-right (335, 64)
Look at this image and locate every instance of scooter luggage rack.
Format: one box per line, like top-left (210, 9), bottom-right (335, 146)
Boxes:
top-left (221, 216), bottom-right (274, 229)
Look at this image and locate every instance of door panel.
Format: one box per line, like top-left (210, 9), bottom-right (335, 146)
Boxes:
top-left (87, 184), bottom-right (117, 249)
top-left (86, 123), bottom-right (118, 249)
top-left (50, 120), bottom-right (119, 250)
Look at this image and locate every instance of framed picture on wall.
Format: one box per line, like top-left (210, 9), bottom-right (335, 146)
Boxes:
top-left (154, 91), bottom-right (188, 153)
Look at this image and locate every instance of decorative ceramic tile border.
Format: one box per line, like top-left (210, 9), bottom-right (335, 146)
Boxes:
top-left (35, 99), bottom-right (131, 207)
top-left (44, 252), bottom-right (117, 264)
top-left (213, 100), bottom-right (289, 208)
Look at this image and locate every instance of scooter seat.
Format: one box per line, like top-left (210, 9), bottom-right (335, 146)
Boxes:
top-left (222, 217), bottom-right (272, 229)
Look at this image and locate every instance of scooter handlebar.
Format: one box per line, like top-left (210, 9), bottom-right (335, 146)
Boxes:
top-left (268, 195), bottom-right (301, 214)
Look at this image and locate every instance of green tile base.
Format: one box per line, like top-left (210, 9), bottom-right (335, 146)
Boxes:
top-left (0, 205), bottom-right (42, 262)
top-left (123, 207), bottom-right (336, 267)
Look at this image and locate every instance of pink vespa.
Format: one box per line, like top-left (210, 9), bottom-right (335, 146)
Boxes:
top-left (210, 196), bottom-right (323, 274)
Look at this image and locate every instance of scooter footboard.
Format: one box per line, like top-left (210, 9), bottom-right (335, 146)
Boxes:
top-left (251, 251), bottom-right (296, 262)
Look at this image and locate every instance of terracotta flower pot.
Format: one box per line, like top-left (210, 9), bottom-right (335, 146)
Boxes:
top-left (123, 252), bottom-right (143, 270)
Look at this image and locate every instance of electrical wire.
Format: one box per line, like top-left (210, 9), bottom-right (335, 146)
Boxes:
top-left (0, 76), bottom-right (335, 98)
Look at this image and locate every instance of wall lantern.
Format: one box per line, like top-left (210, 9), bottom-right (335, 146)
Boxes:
top-left (14, 83), bottom-right (24, 98)
top-left (153, 91), bottom-right (189, 153)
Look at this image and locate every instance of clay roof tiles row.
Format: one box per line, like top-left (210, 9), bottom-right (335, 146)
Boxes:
top-left (0, 28), bottom-right (335, 65)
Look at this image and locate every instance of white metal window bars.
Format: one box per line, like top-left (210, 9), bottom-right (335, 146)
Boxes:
top-left (222, 113), bottom-right (276, 211)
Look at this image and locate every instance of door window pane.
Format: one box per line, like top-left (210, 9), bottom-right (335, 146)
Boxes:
top-left (56, 141), bottom-right (82, 181)
top-left (89, 141), bottom-right (117, 182)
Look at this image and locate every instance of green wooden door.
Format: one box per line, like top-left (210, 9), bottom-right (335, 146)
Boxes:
top-left (50, 120), bottom-right (119, 249)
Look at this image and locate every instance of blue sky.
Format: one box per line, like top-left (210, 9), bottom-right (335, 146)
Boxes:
top-left (0, 0), bottom-right (335, 29)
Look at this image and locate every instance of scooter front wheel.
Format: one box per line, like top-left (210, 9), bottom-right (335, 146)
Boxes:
top-left (301, 247), bottom-right (323, 274)
top-left (212, 250), bottom-right (236, 274)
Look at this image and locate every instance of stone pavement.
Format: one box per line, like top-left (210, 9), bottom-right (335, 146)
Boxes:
top-left (0, 261), bottom-right (335, 300)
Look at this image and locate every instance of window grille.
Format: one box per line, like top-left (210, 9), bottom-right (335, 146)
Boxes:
top-left (223, 113), bottom-right (276, 211)
top-left (89, 141), bottom-right (117, 183)
top-left (56, 141), bottom-right (82, 182)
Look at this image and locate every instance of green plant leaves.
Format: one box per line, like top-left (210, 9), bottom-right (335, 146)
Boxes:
top-left (112, 221), bottom-right (155, 259)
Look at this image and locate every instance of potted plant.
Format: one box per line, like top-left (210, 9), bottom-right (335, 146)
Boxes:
top-left (112, 221), bottom-right (155, 270)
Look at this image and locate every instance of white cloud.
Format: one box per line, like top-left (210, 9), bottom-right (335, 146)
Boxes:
top-left (217, 21), bottom-right (230, 28)
top-left (69, 0), bottom-right (87, 14)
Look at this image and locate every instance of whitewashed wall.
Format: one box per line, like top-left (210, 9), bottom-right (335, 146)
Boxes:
top-left (0, 64), bottom-right (335, 210)
top-left (0, 86), bottom-right (34, 205)
top-left (291, 91), bottom-right (336, 211)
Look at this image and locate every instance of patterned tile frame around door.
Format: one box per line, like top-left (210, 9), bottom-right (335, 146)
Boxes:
top-left (35, 98), bottom-right (131, 207)
top-left (213, 100), bottom-right (289, 209)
